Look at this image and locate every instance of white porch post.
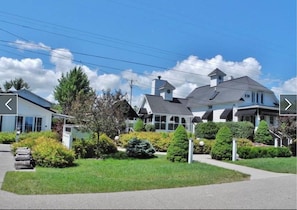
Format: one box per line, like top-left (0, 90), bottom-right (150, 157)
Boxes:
top-left (255, 108), bottom-right (260, 130)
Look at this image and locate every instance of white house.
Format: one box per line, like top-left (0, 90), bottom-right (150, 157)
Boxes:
top-left (0, 89), bottom-right (55, 133)
top-left (138, 69), bottom-right (279, 133)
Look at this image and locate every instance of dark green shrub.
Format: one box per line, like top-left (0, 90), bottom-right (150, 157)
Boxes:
top-left (32, 137), bottom-right (75, 168)
top-left (145, 123), bottom-right (156, 132)
top-left (216, 122), bottom-right (254, 139)
top-left (73, 133), bottom-right (117, 159)
top-left (254, 120), bottom-right (273, 144)
top-left (289, 140), bottom-right (296, 156)
top-left (195, 122), bottom-right (219, 139)
top-left (133, 119), bottom-right (145, 132)
top-left (0, 132), bottom-right (16, 144)
top-left (211, 126), bottom-right (233, 160)
top-left (167, 125), bottom-right (189, 162)
top-left (238, 146), bottom-right (292, 159)
top-left (126, 138), bottom-right (155, 158)
top-left (72, 139), bottom-right (96, 158)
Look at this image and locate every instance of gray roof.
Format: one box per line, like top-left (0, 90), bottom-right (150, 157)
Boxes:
top-left (159, 81), bottom-right (175, 91)
top-left (145, 94), bottom-right (193, 116)
top-left (208, 68), bottom-right (226, 77)
top-left (13, 89), bottom-right (53, 109)
top-left (186, 76), bottom-right (276, 107)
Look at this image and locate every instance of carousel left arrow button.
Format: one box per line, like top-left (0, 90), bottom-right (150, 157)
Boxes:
top-left (0, 94), bottom-right (17, 114)
top-left (5, 98), bottom-right (12, 110)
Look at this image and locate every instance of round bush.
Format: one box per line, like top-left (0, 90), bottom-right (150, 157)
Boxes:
top-left (126, 138), bottom-right (155, 158)
top-left (32, 137), bottom-right (75, 168)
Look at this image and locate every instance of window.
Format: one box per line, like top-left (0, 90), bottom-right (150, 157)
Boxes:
top-left (181, 118), bottom-right (186, 128)
top-left (25, 117), bottom-right (33, 132)
top-left (154, 115), bottom-right (166, 130)
top-left (260, 93), bottom-right (264, 104)
top-left (168, 116), bottom-right (179, 130)
top-left (34, 117), bottom-right (42, 131)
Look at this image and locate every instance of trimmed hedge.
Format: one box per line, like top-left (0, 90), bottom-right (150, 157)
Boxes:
top-left (196, 121), bottom-right (254, 140)
top-left (195, 122), bottom-right (219, 139)
top-left (238, 146), bottom-right (292, 159)
top-left (0, 132), bottom-right (16, 144)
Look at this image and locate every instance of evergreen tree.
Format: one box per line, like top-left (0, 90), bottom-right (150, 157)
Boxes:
top-left (254, 120), bottom-right (273, 144)
top-left (54, 66), bottom-right (93, 114)
top-left (166, 125), bottom-right (189, 162)
top-left (211, 126), bottom-right (233, 160)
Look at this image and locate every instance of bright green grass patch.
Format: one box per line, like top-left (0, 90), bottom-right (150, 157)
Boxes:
top-left (2, 155), bottom-right (249, 195)
top-left (231, 157), bottom-right (297, 174)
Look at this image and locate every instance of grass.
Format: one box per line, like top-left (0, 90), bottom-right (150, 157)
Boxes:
top-left (230, 157), bottom-right (297, 174)
top-left (2, 155), bottom-right (249, 195)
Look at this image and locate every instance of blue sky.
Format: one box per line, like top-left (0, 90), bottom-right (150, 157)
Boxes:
top-left (0, 0), bottom-right (296, 107)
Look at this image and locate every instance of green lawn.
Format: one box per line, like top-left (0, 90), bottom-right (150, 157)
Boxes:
top-left (2, 155), bottom-right (249, 195)
top-left (231, 157), bottom-right (297, 174)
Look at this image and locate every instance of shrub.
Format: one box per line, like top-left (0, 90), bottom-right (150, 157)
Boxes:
top-left (19, 131), bottom-right (60, 141)
top-left (126, 138), bottom-right (156, 158)
top-left (119, 132), bottom-right (172, 152)
top-left (0, 132), bottom-right (16, 144)
top-left (195, 122), bottom-right (219, 139)
top-left (133, 119), bottom-right (145, 132)
top-left (32, 137), bottom-right (75, 167)
top-left (193, 139), bottom-right (215, 154)
top-left (167, 125), bottom-right (189, 162)
top-left (73, 133), bottom-right (117, 159)
top-left (289, 139), bottom-right (296, 156)
top-left (237, 146), bottom-right (292, 159)
top-left (145, 123), bottom-right (156, 132)
top-left (211, 126), bottom-right (233, 160)
top-left (215, 122), bottom-right (254, 139)
top-left (254, 120), bottom-right (273, 144)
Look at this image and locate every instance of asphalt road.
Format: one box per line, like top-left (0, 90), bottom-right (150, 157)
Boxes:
top-left (0, 144), bottom-right (296, 209)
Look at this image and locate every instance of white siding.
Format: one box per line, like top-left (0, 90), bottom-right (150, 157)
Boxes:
top-left (1, 97), bottom-right (52, 132)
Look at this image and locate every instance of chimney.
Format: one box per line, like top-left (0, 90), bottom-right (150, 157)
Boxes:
top-left (151, 76), bottom-right (164, 95)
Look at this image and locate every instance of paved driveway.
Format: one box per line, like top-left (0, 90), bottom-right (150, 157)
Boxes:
top-left (0, 144), bottom-right (296, 209)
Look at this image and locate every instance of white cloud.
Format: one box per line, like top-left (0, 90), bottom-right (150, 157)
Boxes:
top-left (271, 77), bottom-right (297, 97)
top-left (50, 48), bottom-right (74, 74)
top-left (12, 40), bottom-right (51, 51)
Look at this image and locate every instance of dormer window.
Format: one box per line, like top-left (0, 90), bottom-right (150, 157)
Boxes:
top-left (167, 89), bottom-right (171, 94)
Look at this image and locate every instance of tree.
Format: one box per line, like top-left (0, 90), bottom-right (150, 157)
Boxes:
top-left (54, 66), bottom-right (93, 114)
top-left (3, 78), bottom-right (30, 91)
top-left (211, 126), bottom-right (233, 160)
top-left (69, 89), bottom-right (129, 158)
top-left (166, 125), bottom-right (189, 162)
top-left (254, 120), bottom-right (273, 144)
top-left (133, 118), bottom-right (144, 131)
